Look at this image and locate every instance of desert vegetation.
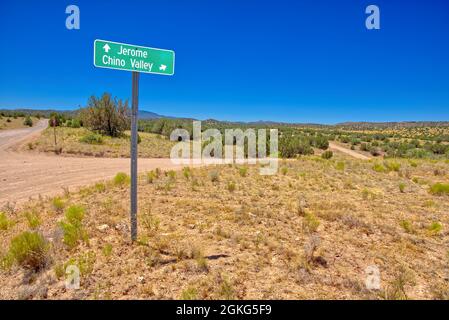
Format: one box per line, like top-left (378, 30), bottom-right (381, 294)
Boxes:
top-left (0, 154), bottom-right (448, 299)
top-left (0, 115), bottom-right (39, 130)
top-left (23, 126), bottom-right (176, 158)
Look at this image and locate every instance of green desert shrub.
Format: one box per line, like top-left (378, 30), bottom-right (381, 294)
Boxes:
top-left (182, 167), bottom-right (191, 180)
top-left (429, 183), bottom-right (449, 195)
top-left (238, 166), bottom-right (248, 177)
top-left (79, 132), bottom-right (104, 145)
top-left (399, 182), bottom-right (406, 193)
top-left (64, 251), bottom-right (96, 276)
top-left (146, 171), bottom-right (157, 184)
top-left (385, 161), bottom-right (401, 172)
top-left (3, 231), bottom-right (48, 270)
top-left (321, 150), bottom-right (333, 159)
top-left (23, 116), bottom-right (33, 127)
top-left (336, 161), bottom-right (345, 171)
top-left (428, 221), bottom-right (443, 235)
top-left (94, 182), bottom-right (106, 193)
top-left (313, 135), bottom-right (329, 150)
top-left (102, 244), bottom-right (113, 257)
top-left (59, 205), bottom-right (88, 248)
top-left (69, 118), bottom-right (81, 128)
top-left (25, 211), bottom-right (41, 229)
top-left (80, 93), bottom-right (130, 137)
top-left (52, 197), bottom-right (65, 213)
top-left (279, 136), bottom-right (314, 158)
top-left (227, 181), bottom-right (236, 192)
top-left (113, 172), bottom-right (129, 186)
top-left (181, 287), bottom-right (198, 300)
top-left (372, 163), bottom-right (387, 173)
top-left (302, 212), bottom-right (320, 233)
top-left (0, 212), bottom-right (12, 230)
top-left (166, 170), bottom-right (177, 182)
top-left (405, 148), bottom-right (431, 159)
top-left (400, 220), bottom-right (414, 233)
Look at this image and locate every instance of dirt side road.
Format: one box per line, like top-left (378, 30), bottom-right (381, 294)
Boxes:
top-left (328, 141), bottom-right (372, 160)
top-left (0, 120), bottom-right (187, 205)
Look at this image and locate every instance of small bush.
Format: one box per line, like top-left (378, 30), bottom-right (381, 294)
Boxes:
top-left (113, 172), bottom-right (129, 186)
top-left (238, 167), bottom-right (248, 177)
top-left (25, 211), bottom-right (41, 229)
top-left (5, 231), bottom-right (48, 270)
top-left (428, 221), bottom-right (443, 235)
top-left (59, 205), bottom-right (88, 248)
top-left (146, 171), bottom-right (157, 184)
top-left (182, 167), bottom-right (191, 180)
top-left (181, 287), bottom-right (198, 300)
top-left (409, 160), bottom-right (418, 168)
top-left (81, 93), bottom-right (129, 137)
top-left (400, 220), bottom-right (413, 233)
top-left (94, 182), bottom-right (106, 193)
top-left (336, 161), bottom-right (345, 171)
top-left (0, 212), bottom-right (12, 230)
top-left (399, 182), bottom-right (406, 193)
top-left (218, 275), bottom-right (235, 299)
top-left (429, 183), bottom-right (449, 195)
top-left (64, 251), bottom-right (96, 276)
top-left (23, 116), bottom-right (33, 127)
top-left (227, 181), bottom-right (236, 192)
top-left (52, 197), bottom-right (65, 214)
top-left (321, 150), bottom-right (333, 159)
top-left (166, 170), bottom-right (176, 182)
top-left (372, 163), bottom-right (387, 173)
top-left (102, 244), bottom-right (113, 257)
top-left (385, 161), bottom-right (401, 172)
top-left (142, 213), bottom-right (160, 233)
top-left (302, 212), bottom-right (320, 233)
top-left (79, 133), bottom-right (104, 145)
top-left (281, 167), bottom-right (288, 175)
top-left (68, 119), bottom-right (81, 128)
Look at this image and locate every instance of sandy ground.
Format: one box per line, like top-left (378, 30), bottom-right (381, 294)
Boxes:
top-left (0, 120), bottom-right (186, 205)
top-left (328, 141), bottom-right (371, 160)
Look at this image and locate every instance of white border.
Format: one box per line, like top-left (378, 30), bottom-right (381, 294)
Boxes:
top-left (93, 39), bottom-right (175, 76)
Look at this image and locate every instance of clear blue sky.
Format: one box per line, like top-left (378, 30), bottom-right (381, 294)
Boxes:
top-left (0, 0), bottom-right (448, 124)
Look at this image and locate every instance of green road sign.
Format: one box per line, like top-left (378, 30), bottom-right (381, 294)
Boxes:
top-left (93, 39), bottom-right (175, 75)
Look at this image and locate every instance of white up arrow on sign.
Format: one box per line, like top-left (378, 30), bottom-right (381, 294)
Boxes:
top-left (103, 44), bottom-right (111, 53)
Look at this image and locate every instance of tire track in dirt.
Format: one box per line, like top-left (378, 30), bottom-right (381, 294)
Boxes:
top-left (328, 141), bottom-right (372, 160)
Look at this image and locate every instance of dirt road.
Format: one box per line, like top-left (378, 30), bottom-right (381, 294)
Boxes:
top-left (0, 120), bottom-right (187, 205)
top-left (328, 141), bottom-right (371, 160)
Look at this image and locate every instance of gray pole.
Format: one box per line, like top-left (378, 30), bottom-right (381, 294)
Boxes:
top-left (131, 71), bottom-right (139, 242)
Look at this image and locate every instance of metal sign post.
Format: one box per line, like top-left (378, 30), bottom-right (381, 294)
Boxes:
top-left (130, 71), bottom-right (139, 242)
top-left (93, 39), bottom-right (175, 242)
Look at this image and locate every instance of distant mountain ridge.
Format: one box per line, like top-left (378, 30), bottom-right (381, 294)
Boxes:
top-left (336, 121), bottom-right (449, 129)
top-left (1, 108), bottom-right (448, 127)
